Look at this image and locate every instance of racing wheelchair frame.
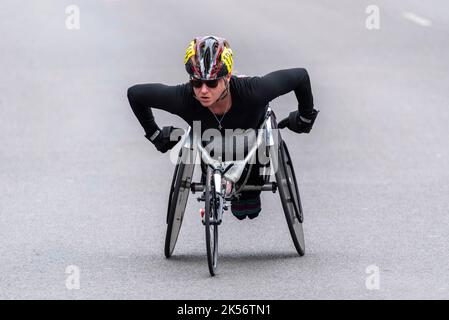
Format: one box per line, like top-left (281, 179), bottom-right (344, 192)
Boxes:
top-left (164, 107), bottom-right (305, 276)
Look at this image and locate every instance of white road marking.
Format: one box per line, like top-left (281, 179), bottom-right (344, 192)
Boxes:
top-left (402, 12), bottom-right (432, 27)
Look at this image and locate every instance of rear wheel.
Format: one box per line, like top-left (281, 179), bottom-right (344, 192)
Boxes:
top-left (275, 140), bottom-right (305, 256)
top-left (164, 153), bottom-right (194, 258)
top-left (166, 162), bottom-right (180, 225)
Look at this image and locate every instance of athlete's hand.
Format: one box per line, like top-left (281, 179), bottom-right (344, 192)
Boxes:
top-left (146, 126), bottom-right (185, 153)
top-left (278, 109), bottom-right (319, 134)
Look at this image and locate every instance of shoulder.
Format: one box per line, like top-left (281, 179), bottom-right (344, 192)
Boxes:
top-left (230, 74), bottom-right (266, 104)
top-left (230, 74), bottom-right (261, 93)
top-left (176, 82), bottom-right (197, 108)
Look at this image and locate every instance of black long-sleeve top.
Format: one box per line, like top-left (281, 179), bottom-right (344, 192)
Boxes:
top-left (127, 68), bottom-right (314, 136)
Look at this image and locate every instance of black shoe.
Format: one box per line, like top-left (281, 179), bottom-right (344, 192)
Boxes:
top-left (231, 195), bottom-right (261, 220)
top-left (247, 212), bottom-right (260, 220)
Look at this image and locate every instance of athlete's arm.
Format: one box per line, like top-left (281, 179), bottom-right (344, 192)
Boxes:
top-left (252, 68), bottom-right (315, 116)
top-left (127, 83), bottom-right (188, 137)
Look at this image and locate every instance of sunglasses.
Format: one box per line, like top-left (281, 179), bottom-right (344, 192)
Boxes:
top-left (190, 78), bottom-right (222, 89)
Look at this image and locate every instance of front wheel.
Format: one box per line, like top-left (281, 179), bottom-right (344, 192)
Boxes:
top-left (205, 167), bottom-right (219, 276)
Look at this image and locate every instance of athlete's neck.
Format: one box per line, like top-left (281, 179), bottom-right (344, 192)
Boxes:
top-left (208, 92), bottom-right (232, 116)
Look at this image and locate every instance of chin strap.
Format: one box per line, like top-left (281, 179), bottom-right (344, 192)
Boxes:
top-left (213, 78), bottom-right (229, 104)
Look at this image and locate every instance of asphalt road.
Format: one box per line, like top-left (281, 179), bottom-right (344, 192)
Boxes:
top-left (1, 0), bottom-right (448, 299)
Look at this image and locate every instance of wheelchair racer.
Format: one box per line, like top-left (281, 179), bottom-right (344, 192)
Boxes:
top-left (127, 36), bottom-right (319, 220)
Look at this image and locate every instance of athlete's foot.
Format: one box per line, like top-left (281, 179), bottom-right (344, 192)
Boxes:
top-left (231, 195), bottom-right (261, 221)
top-left (247, 212), bottom-right (260, 220)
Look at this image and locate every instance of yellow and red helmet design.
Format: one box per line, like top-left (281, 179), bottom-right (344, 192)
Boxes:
top-left (184, 36), bottom-right (233, 80)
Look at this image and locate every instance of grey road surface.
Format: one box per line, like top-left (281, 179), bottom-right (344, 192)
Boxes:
top-left (1, 0), bottom-right (448, 299)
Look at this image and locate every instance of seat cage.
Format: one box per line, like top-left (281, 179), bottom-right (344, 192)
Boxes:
top-left (176, 106), bottom-right (279, 199)
top-left (197, 107), bottom-right (275, 183)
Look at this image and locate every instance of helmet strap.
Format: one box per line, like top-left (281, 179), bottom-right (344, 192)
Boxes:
top-left (214, 78), bottom-right (229, 104)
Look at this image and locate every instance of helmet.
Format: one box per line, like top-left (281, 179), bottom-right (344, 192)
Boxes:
top-left (184, 36), bottom-right (233, 80)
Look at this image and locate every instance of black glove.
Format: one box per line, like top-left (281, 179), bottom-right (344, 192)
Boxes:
top-left (145, 126), bottom-right (184, 153)
top-left (278, 109), bottom-right (319, 134)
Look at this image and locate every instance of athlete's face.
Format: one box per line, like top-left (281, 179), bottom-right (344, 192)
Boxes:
top-left (192, 74), bottom-right (231, 107)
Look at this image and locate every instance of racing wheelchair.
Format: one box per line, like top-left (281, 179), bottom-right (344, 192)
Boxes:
top-left (164, 107), bottom-right (305, 276)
